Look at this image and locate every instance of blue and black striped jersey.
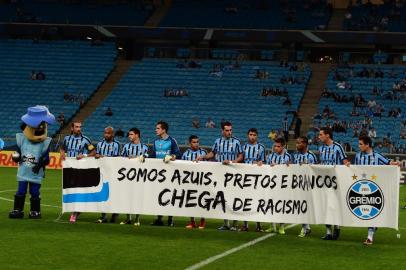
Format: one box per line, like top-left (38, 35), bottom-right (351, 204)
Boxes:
top-left (243, 143), bottom-right (266, 164)
top-left (318, 142), bottom-right (348, 165)
top-left (96, 139), bottom-right (120, 157)
top-left (211, 136), bottom-right (243, 162)
top-left (62, 134), bottom-right (93, 158)
top-left (182, 148), bottom-right (208, 161)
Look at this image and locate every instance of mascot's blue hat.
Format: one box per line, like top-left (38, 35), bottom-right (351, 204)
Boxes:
top-left (21, 105), bottom-right (56, 127)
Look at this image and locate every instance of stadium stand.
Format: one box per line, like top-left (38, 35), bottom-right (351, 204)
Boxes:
top-left (309, 64), bottom-right (406, 154)
top-left (343, 1), bottom-right (406, 32)
top-left (0, 39), bottom-right (117, 140)
top-left (0, 0), bottom-right (152, 25)
top-left (83, 57), bottom-right (311, 146)
top-left (160, 0), bottom-right (332, 30)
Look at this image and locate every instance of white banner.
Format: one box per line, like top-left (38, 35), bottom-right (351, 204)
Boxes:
top-left (62, 158), bottom-right (400, 229)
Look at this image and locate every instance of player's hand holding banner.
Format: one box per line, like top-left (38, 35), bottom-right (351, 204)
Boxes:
top-left (62, 158), bottom-right (400, 229)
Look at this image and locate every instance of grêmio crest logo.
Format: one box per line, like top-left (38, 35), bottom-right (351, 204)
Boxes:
top-left (346, 174), bottom-right (384, 220)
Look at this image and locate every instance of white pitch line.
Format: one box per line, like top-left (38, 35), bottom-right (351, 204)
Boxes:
top-left (185, 224), bottom-right (298, 270)
top-left (0, 188), bottom-right (61, 208)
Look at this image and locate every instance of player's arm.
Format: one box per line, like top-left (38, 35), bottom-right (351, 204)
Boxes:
top-left (337, 144), bottom-right (350, 166)
top-left (233, 152), bottom-right (244, 163)
top-left (255, 148), bottom-right (265, 166)
top-left (60, 137), bottom-right (67, 160)
top-left (121, 145), bottom-right (129, 158)
top-left (378, 154), bottom-right (400, 166)
top-left (113, 142), bottom-right (120, 157)
top-left (77, 138), bottom-right (95, 159)
top-left (94, 142), bottom-right (103, 159)
top-left (170, 138), bottom-right (181, 161)
top-left (224, 142), bottom-right (243, 165)
top-left (285, 153), bottom-right (292, 166)
top-left (389, 160), bottom-right (401, 166)
top-left (149, 142), bottom-right (156, 158)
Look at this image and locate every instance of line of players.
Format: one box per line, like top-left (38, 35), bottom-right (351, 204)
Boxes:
top-left (60, 120), bottom-right (400, 246)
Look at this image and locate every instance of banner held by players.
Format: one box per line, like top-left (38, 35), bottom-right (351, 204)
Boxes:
top-left (62, 158), bottom-right (400, 229)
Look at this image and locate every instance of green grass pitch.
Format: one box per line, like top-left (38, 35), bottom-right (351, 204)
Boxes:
top-left (0, 167), bottom-right (405, 270)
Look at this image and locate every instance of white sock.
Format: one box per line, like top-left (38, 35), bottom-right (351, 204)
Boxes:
top-left (368, 228), bottom-right (375, 241)
top-left (326, 227), bottom-right (332, 235)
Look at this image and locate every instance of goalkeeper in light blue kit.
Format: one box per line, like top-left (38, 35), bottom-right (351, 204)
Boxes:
top-left (292, 136), bottom-right (317, 237)
top-left (354, 135), bottom-right (399, 245)
top-left (150, 121), bottom-right (181, 227)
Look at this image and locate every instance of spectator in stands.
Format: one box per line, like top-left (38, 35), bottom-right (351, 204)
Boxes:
top-left (205, 118), bottom-right (215, 128)
top-left (176, 59), bottom-right (187, 69)
top-left (314, 110), bottom-right (323, 120)
top-left (0, 137), bottom-right (4, 151)
top-left (105, 107), bottom-right (113, 116)
top-left (279, 60), bottom-right (288, 67)
top-left (353, 127), bottom-right (359, 138)
top-left (350, 106), bottom-right (360, 117)
top-left (400, 127), bottom-right (406, 139)
top-left (294, 113), bottom-right (302, 139)
top-left (322, 105), bottom-right (331, 119)
top-left (283, 96), bottom-right (292, 106)
top-left (372, 85), bottom-right (382, 96)
top-left (368, 128), bottom-right (377, 138)
top-left (57, 112), bottom-right (65, 126)
top-left (282, 116), bottom-right (289, 142)
top-left (192, 118), bottom-right (200, 129)
top-left (321, 88), bottom-right (331, 98)
top-left (388, 108), bottom-right (401, 118)
top-left (367, 99), bottom-right (376, 109)
top-left (255, 69), bottom-right (269, 80)
top-left (209, 67), bottom-right (223, 77)
top-left (360, 127), bottom-right (368, 137)
top-left (115, 128), bottom-right (124, 138)
top-left (188, 60), bottom-right (202, 69)
top-left (30, 70), bottom-right (37, 80)
top-left (37, 71), bottom-right (46, 80)
top-left (289, 63), bottom-right (298, 72)
top-left (268, 129), bottom-right (277, 141)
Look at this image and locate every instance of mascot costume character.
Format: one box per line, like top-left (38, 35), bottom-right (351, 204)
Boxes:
top-left (9, 105), bottom-right (55, 219)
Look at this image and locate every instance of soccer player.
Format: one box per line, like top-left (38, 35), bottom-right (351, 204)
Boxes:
top-left (318, 126), bottom-right (350, 240)
top-left (119, 127), bottom-right (149, 226)
top-left (293, 136), bottom-right (317, 237)
top-left (150, 121), bottom-right (181, 227)
top-left (60, 121), bottom-right (95, 223)
top-left (197, 121), bottom-right (243, 231)
top-left (240, 128), bottom-right (266, 232)
top-left (265, 137), bottom-right (291, 234)
top-left (95, 126), bottom-right (121, 223)
top-left (182, 135), bottom-right (208, 229)
top-left (354, 135), bottom-right (400, 245)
